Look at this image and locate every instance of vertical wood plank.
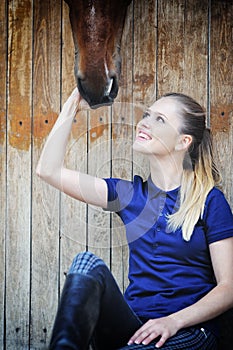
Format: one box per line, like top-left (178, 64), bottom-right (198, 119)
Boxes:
top-left (132, 0), bottom-right (156, 179)
top-left (133, 0), bottom-right (157, 105)
top-left (157, 0), bottom-right (185, 95)
top-left (6, 0), bottom-right (32, 347)
top-left (110, 1), bottom-right (134, 291)
top-left (183, 0), bottom-right (209, 108)
top-left (159, 0), bottom-right (209, 134)
top-left (60, 0), bottom-right (88, 288)
top-left (0, 0), bottom-right (7, 347)
top-left (31, 0), bottom-right (61, 347)
top-left (157, 0), bottom-right (209, 124)
top-left (210, 0), bottom-right (233, 205)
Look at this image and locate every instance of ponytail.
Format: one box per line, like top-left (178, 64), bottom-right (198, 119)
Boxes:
top-left (162, 94), bottom-right (222, 241)
top-left (198, 128), bottom-right (221, 185)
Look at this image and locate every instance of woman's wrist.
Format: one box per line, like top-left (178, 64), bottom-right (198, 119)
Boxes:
top-left (167, 313), bottom-right (185, 331)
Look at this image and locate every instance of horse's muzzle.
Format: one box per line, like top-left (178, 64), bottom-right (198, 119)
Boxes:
top-left (77, 76), bottom-right (119, 109)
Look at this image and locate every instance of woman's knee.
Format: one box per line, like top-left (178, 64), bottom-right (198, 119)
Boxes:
top-left (68, 251), bottom-right (105, 275)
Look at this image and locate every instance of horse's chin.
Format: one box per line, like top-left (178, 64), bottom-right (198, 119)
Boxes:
top-left (89, 96), bottom-right (115, 109)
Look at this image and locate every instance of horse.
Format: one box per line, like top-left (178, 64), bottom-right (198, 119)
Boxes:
top-left (64, 0), bottom-right (132, 109)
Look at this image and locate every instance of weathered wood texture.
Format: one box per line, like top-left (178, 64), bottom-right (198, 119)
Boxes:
top-left (0, 0), bottom-right (232, 348)
top-left (31, 1), bottom-right (61, 347)
top-left (0, 0), bottom-right (7, 346)
top-left (6, 1), bottom-right (32, 349)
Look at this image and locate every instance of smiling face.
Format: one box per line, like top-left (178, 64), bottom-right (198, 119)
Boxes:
top-left (133, 97), bottom-right (187, 157)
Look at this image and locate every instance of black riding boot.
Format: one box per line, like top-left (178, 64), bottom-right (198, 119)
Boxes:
top-left (49, 273), bottom-right (102, 350)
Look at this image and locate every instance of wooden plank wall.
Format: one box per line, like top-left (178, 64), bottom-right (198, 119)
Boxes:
top-left (0, 0), bottom-right (232, 348)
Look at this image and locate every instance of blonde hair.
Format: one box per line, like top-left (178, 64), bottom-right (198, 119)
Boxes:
top-left (160, 93), bottom-right (221, 241)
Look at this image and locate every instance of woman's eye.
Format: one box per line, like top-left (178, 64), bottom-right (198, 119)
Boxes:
top-left (142, 112), bottom-right (165, 123)
top-left (142, 112), bottom-right (150, 119)
top-left (156, 116), bottom-right (165, 123)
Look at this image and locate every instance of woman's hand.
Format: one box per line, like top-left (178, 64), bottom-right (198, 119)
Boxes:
top-left (71, 87), bottom-right (90, 111)
top-left (128, 316), bottom-right (179, 348)
top-left (61, 87), bottom-right (89, 117)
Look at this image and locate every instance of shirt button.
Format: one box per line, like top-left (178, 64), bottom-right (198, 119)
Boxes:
top-left (153, 243), bottom-right (159, 248)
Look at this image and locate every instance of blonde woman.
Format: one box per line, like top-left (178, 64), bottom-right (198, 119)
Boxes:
top-left (37, 88), bottom-right (233, 349)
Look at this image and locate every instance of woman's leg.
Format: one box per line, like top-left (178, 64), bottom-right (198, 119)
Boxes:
top-left (49, 251), bottom-right (141, 350)
top-left (117, 327), bottom-right (218, 350)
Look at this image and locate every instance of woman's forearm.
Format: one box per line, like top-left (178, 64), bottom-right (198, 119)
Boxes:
top-left (169, 283), bottom-right (233, 329)
top-left (36, 88), bottom-right (80, 187)
top-left (128, 282), bottom-right (233, 348)
top-left (36, 88), bottom-right (108, 206)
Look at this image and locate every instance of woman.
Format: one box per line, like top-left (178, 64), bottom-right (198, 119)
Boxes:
top-left (36, 88), bottom-right (233, 349)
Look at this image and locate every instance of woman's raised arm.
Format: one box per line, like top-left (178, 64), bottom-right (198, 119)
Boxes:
top-left (36, 88), bottom-right (108, 208)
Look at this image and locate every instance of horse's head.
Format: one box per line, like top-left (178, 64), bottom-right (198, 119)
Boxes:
top-left (65, 0), bottom-right (132, 109)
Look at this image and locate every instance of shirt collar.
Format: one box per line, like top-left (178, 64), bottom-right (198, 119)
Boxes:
top-left (147, 175), bottom-right (180, 200)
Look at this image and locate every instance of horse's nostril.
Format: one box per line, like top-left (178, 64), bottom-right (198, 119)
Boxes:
top-left (77, 70), bottom-right (85, 80)
top-left (109, 76), bottom-right (118, 99)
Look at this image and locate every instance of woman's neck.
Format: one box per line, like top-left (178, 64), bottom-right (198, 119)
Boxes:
top-left (149, 154), bottom-right (183, 192)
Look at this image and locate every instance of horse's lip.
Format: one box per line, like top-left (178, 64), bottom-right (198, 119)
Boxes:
top-left (89, 96), bottom-right (114, 109)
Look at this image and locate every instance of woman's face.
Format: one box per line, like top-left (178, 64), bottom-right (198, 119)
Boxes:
top-left (133, 97), bottom-right (184, 157)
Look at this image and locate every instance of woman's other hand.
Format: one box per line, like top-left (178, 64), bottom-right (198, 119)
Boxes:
top-left (128, 316), bottom-right (179, 348)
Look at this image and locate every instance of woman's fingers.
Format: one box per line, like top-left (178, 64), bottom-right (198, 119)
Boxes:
top-left (60, 87), bottom-right (89, 119)
top-left (71, 87), bottom-right (90, 111)
top-left (128, 318), bottom-right (177, 348)
top-left (79, 97), bottom-right (90, 110)
top-left (128, 321), bottom-right (158, 345)
top-left (154, 334), bottom-right (168, 348)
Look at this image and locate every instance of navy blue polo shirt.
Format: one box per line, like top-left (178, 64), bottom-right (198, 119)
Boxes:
top-left (104, 175), bottom-right (233, 333)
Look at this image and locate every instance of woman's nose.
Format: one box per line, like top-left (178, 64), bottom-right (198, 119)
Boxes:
top-left (138, 117), bottom-right (150, 129)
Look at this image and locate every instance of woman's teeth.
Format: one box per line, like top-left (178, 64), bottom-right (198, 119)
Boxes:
top-left (138, 131), bottom-right (151, 140)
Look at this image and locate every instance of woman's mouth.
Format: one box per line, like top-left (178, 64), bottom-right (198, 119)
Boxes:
top-left (137, 130), bottom-right (152, 141)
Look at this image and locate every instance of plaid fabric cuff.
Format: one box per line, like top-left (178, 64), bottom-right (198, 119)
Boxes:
top-left (68, 251), bottom-right (105, 275)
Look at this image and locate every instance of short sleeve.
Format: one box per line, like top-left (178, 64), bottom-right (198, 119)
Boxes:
top-left (203, 188), bottom-right (233, 244)
top-left (103, 177), bottom-right (135, 212)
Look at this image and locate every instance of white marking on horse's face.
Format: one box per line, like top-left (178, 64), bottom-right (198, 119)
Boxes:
top-left (106, 78), bottom-right (113, 95)
top-left (104, 60), bottom-right (109, 76)
top-left (90, 4), bottom-right (95, 17)
top-left (88, 4), bottom-right (97, 41)
top-left (104, 59), bottom-right (113, 96)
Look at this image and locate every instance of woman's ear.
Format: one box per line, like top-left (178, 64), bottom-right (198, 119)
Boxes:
top-left (175, 134), bottom-right (192, 151)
